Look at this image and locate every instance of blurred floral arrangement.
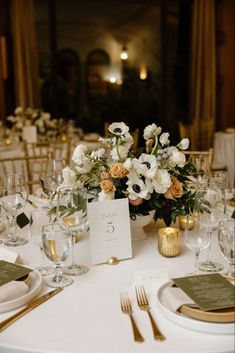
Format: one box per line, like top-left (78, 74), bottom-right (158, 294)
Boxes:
top-left (61, 122), bottom-right (207, 226)
top-left (7, 106), bottom-right (58, 139)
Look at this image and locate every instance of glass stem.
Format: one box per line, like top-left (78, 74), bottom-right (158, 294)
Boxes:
top-left (206, 230), bottom-right (212, 263)
top-left (12, 216), bottom-right (18, 240)
top-left (194, 251), bottom-right (200, 273)
top-left (53, 263), bottom-right (63, 283)
top-left (71, 233), bottom-right (76, 267)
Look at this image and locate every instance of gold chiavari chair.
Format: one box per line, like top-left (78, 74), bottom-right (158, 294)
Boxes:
top-left (24, 140), bottom-right (71, 164)
top-left (0, 155), bottom-right (48, 194)
top-left (184, 148), bottom-right (214, 171)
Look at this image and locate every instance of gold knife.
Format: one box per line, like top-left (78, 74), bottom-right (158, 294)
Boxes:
top-left (0, 288), bottom-right (63, 332)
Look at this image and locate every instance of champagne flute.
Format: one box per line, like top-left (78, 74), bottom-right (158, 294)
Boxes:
top-left (0, 174), bottom-right (28, 246)
top-left (30, 209), bottom-right (54, 276)
top-left (218, 219), bottom-right (235, 277)
top-left (57, 186), bottom-right (89, 276)
top-left (198, 186), bottom-right (225, 272)
top-left (183, 213), bottom-right (210, 275)
top-left (42, 223), bottom-right (73, 288)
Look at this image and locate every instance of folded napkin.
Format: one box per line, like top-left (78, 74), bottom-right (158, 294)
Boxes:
top-left (163, 286), bottom-right (196, 312)
top-left (0, 281), bottom-right (29, 303)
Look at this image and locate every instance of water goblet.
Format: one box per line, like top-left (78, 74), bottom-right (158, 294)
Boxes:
top-left (0, 174), bottom-right (28, 246)
top-left (30, 209), bottom-right (55, 276)
top-left (218, 219), bottom-right (235, 277)
top-left (57, 186), bottom-right (89, 276)
top-left (183, 213), bottom-right (210, 275)
top-left (42, 223), bottom-right (73, 288)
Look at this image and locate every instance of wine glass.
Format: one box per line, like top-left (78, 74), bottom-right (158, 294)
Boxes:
top-left (42, 223), bottom-right (73, 288)
top-left (30, 209), bottom-right (55, 276)
top-left (39, 159), bottom-right (66, 213)
top-left (57, 186), bottom-right (89, 276)
top-left (218, 219), bottom-right (235, 277)
top-left (198, 186), bottom-right (225, 272)
top-left (183, 213), bottom-right (210, 275)
top-left (190, 154), bottom-right (210, 186)
top-left (0, 174), bottom-right (28, 246)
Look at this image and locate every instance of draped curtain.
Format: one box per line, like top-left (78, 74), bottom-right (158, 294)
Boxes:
top-left (189, 0), bottom-right (216, 150)
top-left (10, 0), bottom-right (40, 108)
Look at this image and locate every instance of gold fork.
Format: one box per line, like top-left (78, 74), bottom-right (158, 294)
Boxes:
top-left (135, 285), bottom-right (165, 341)
top-left (120, 292), bottom-right (144, 343)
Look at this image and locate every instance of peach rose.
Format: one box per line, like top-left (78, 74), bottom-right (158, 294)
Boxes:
top-left (109, 163), bottom-right (129, 179)
top-left (100, 179), bottom-right (116, 193)
top-left (164, 177), bottom-right (183, 199)
top-left (128, 197), bottom-right (144, 206)
top-left (101, 171), bottom-right (110, 180)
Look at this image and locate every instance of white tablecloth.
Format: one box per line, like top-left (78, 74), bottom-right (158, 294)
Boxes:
top-left (0, 206), bottom-right (234, 353)
top-left (213, 131), bottom-right (235, 188)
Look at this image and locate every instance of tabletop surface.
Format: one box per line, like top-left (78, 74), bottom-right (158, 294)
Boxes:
top-left (0, 206), bottom-right (234, 353)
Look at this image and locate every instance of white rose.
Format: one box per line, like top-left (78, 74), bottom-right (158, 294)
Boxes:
top-left (159, 132), bottom-right (170, 146)
top-left (124, 158), bottom-right (134, 170)
top-left (98, 190), bottom-right (115, 201)
top-left (152, 169), bottom-right (171, 194)
top-left (110, 145), bottom-right (129, 161)
top-left (143, 123), bottom-right (162, 140)
top-left (178, 138), bottom-right (189, 150)
top-left (72, 144), bottom-right (88, 164)
top-left (170, 151), bottom-right (186, 168)
top-left (61, 167), bottom-right (78, 187)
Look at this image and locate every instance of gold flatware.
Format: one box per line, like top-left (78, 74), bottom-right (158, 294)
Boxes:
top-left (135, 285), bottom-right (165, 341)
top-left (0, 288), bottom-right (63, 332)
top-left (120, 292), bottom-right (144, 343)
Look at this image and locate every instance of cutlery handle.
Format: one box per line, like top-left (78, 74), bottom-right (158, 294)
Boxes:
top-left (129, 314), bottom-right (144, 343)
top-left (147, 310), bottom-right (165, 341)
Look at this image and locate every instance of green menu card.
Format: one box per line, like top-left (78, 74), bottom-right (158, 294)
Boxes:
top-left (0, 260), bottom-right (32, 287)
top-left (172, 273), bottom-right (235, 311)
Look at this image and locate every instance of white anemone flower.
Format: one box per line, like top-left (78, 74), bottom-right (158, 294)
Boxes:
top-left (152, 169), bottom-right (171, 194)
top-left (143, 123), bottom-right (162, 140)
top-left (127, 172), bottom-right (152, 200)
top-left (136, 154), bottom-right (159, 178)
top-left (108, 122), bottom-right (129, 136)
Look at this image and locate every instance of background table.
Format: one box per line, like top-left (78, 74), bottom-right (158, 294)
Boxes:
top-left (0, 208), bottom-right (234, 353)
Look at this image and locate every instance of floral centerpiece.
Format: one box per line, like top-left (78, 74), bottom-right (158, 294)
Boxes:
top-left (60, 122), bottom-right (206, 226)
top-left (7, 106), bottom-right (58, 140)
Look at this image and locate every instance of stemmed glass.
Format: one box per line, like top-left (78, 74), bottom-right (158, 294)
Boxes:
top-left (57, 186), bottom-right (89, 276)
top-left (218, 219), bottom-right (235, 277)
top-left (0, 174), bottom-right (28, 246)
top-left (183, 213), bottom-right (210, 275)
top-left (30, 209), bottom-right (55, 276)
top-left (42, 223), bottom-right (73, 288)
top-left (190, 154), bottom-right (210, 186)
top-left (39, 159), bottom-right (66, 212)
top-left (198, 185), bottom-right (225, 272)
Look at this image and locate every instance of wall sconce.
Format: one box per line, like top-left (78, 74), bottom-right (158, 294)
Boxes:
top-left (120, 45), bottom-right (128, 61)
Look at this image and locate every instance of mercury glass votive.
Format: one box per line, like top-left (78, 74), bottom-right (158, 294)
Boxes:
top-left (179, 215), bottom-right (195, 231)
top-left (158, 227), bottom-right (180, 257)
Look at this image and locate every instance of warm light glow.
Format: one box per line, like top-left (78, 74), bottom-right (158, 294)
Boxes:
top-left (110, 76), bottom-right (117, 83)
top-left (120, 46), bottom-right (128, 60)
top-left (140, 67), bottom-right (148, 80)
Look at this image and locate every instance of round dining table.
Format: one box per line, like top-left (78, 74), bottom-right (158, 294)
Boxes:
top-left (0, 204), bottom-right (234, 353)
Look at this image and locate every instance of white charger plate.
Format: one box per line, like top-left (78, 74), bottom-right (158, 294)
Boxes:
top-left (156, 281), bottom-right (235, 335)
top-left (0, 270), bottom-right (43, 313)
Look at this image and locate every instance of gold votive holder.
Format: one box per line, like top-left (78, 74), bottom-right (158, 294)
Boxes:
top-left (179, 215), bottom-right (195, 231)
top-left (157, 227), bottom-right (180, 257)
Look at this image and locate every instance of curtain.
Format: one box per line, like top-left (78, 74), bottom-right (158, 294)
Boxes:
top-left (189, 0), bottom-right (216, 150)
top-left (10, 0), bottom-right (40, 108)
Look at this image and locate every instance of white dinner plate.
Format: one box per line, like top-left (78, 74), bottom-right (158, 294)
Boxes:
top-left (0, 270), bottom-right (43, 313)
top-left (156, 281), bottom-right (235, 335)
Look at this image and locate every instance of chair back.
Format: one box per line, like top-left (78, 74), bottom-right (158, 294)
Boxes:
top-left (184, 148), bottom-right (214, 171)
top-left (24, 140), bottom-right (71, 163)
top-left (0, 155), bottom-right (48, 194)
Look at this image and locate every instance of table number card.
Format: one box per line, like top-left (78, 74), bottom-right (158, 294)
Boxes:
top-left (88, 198), bottom-right (132, 265)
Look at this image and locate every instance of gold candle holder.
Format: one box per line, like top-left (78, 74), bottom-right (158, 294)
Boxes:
top-left (158, 227), bottom-right (180, 257)
top-left (179, 215), bottom-right (195, 231)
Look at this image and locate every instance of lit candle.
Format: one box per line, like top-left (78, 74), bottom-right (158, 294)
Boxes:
top-left (179, 216), bottom-right (195, 231)
top-left (157, 227), bottom-right (180, 257)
